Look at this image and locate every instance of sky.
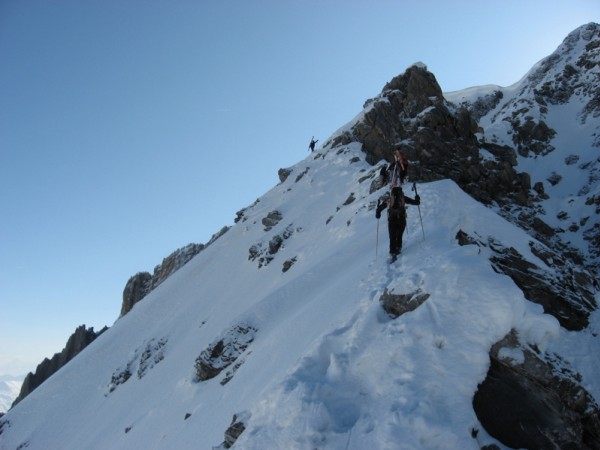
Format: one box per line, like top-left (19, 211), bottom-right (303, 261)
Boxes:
top-left (0, 0), bottom-right (598, 376)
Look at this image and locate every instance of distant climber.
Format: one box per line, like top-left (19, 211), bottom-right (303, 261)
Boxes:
top-left (309, 137), bottom-right (318, 152)
top-left (376, 186), bottom-right (420, 262)
top-left (387, 148), bottom-right (409, 187)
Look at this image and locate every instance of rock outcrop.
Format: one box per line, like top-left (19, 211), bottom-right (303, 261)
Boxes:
top-left (473, 330), bottom-right (600, 450)
top-left (327, 63), bottom-right (531, 207)
top-left (121, 243), bottom-right (205, 316)
top-left (121, 272), bottom-right (153, 317)
top-left (194, 325), bottom-right (257, 385)
top-left (379, 288), bottom-right (430, 319)
top-left (11, 325), bottom-right (107, 407)
top-left (457, 229), bottom-right (597, 329)
top-left (120, 226), bottom-right (231, 317)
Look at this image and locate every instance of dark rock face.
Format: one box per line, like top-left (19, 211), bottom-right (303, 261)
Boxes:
top-left (121, 272), bottom-right (152, 317)
top-left (473, 331), bottom-right (600, 450)
top-left (490, 245), bottom-right (594, 331)
top-left (12, 325), bottom-right (107, 407)
top-left (327, 64), bottom-right (531, 207)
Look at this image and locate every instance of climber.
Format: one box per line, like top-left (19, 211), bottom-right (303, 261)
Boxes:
top-left (309, 137), bottom-right (318, 152)
top-left (387, 148), bottom-right (409, 187)
top-left (375, 185), bottom-right (420, 262)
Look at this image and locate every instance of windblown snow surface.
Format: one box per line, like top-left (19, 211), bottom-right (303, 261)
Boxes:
top-left (1, 139), bottom-right (598, 450)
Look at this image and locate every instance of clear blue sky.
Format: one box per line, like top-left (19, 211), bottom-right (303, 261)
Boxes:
top-left (1, 0), bottom-right (598, 375)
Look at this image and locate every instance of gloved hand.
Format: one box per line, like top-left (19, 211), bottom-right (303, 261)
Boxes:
top-left (376, 210), bottom-right (381, 219)
top-left (415, 195), bottom-right (420, 205)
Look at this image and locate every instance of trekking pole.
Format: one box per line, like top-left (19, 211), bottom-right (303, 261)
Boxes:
top-left (412, 182), bottom-right (425, 240)
top-left (376, 217), bottom-right (380, 259)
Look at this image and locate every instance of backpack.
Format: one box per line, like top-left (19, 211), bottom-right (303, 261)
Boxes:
top-left (388, 187), bottom-right (406, 219)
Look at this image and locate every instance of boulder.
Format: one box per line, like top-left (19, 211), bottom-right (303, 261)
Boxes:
top-left (379, 288), bottom-right (430, 318)
top-left (474, 331), bottom-right (600, 449)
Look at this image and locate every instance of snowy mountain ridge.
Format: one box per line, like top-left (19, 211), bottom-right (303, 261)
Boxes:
top-left (445, 22), bottom-right (600, 270)
top-left (1, 23), bottom-right (599, 450)
top-left (1, 144), bottom-right (597, 449)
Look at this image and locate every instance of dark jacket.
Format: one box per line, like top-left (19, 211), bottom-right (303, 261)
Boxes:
top-left (376, 188), bottom-right (420, 220)
top-left (375, 186), bottom-right (420, 256)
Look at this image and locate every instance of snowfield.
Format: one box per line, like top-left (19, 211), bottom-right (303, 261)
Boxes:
top-left (1, 140), bottom-right (597, 450)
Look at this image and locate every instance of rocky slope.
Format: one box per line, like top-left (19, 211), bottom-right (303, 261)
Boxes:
top-left (446, 22), bottom-right (600, 274)
top-left (324, 22), bottom-right (600, 448)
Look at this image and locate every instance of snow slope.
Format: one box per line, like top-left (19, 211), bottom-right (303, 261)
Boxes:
top-left (1, 140), bottom-right (597, 450)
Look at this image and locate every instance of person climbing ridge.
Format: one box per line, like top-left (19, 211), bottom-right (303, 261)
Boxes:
top-left (387, 148), bottom-right (409, 187)
top-left (375, 185), bottom-right (420, 262)
top-left (309, 137), bottom-right (318, 152)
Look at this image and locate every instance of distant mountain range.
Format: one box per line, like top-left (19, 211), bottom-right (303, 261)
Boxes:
top-left (0, 376), bottom-right (23, 414)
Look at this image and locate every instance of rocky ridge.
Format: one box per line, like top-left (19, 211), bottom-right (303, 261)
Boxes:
top-left (448, 22), bottom-right (600, 273)
top-left (9, 228), bottom-right (230, 410)
top-left (321, 22), bottom-right (600, 449)
top-left (11, 325), bottom-right (107, 408)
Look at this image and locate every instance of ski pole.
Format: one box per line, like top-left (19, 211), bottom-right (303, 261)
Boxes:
top-left (376, 217), bottom-right (380, 259)
top-left (412, 182), bottom-right (425, 240)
